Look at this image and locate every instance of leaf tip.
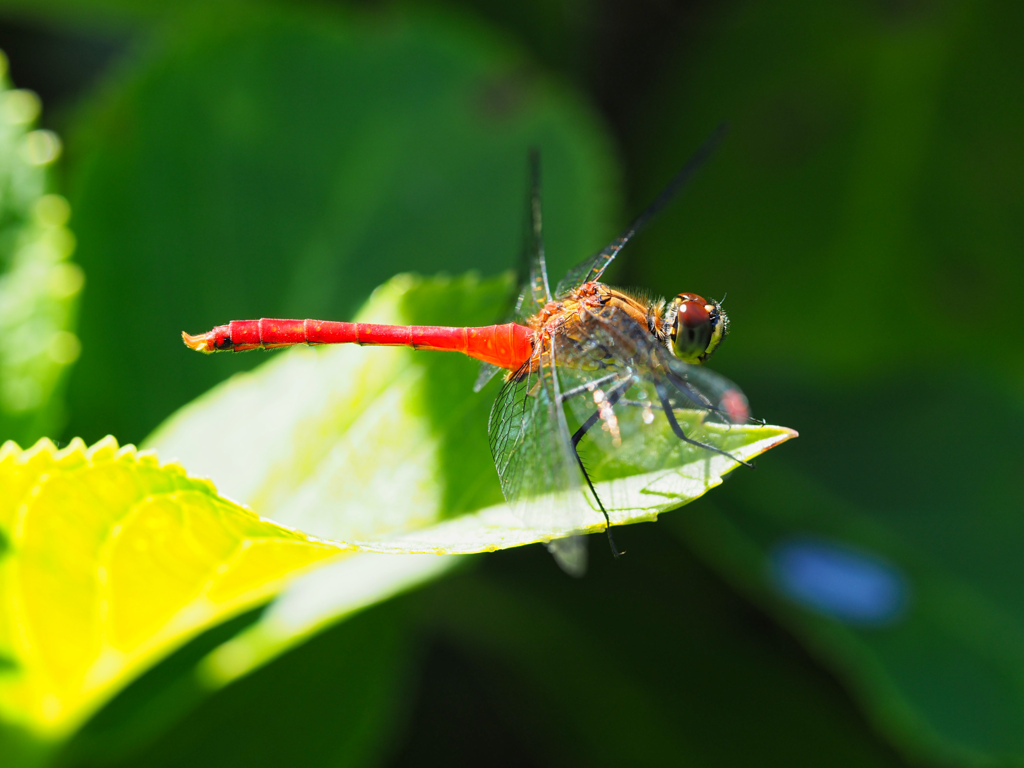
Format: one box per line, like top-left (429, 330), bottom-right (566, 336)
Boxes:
top-left (86, 435), bottom-right (122, 461)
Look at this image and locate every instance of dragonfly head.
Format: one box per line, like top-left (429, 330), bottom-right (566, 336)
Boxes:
top-left (665, 293), bottom-right (729, 364)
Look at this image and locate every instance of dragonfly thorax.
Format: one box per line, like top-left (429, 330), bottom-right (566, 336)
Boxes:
top-left (663, 293), bottom-right (728, 365)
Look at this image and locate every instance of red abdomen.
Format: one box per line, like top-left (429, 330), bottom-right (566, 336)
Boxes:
top-left (183, 319), bottom-right (534, 371)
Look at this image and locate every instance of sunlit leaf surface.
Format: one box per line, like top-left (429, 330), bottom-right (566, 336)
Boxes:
top-left (0, 436), bottom-right (344, 739)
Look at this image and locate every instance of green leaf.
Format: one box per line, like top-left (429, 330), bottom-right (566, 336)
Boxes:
top-left (413, 545), bottom-right (911, 768)
top-left (0, 435), bottom-right (344, 747)
top-left (0, 50), bottom-right (82, 445)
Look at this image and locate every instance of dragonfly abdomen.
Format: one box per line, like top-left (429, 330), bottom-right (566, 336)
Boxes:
top-left (182, 318), bottom-right (534, 369)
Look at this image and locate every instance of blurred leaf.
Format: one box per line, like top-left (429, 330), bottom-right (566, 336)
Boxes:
top-left (0, 0), bottom-right (219, 27)
top-left (627, 0), bottom-right (1024, 763)
top-left (64, 3), bottom-right (617, 446)
top-left (671, 379), bottom-right (1024, 766)
top-left (58, 598), bottom-right (414, 768)
top-left (628, 0), bottom-right (1024, 387)
top-left (0, 435), bottom-right (343, 759)
top-left (0, 50), bottom-right (81, 445)
top-left (406, 528), bottom-right (909, 767)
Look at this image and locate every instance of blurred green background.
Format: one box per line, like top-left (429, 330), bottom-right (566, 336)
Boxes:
top-left (2, 0), bottom-right (1023, 765)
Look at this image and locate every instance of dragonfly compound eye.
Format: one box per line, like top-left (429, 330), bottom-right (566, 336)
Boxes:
top-left (669, 293), bottom-right (728, 364)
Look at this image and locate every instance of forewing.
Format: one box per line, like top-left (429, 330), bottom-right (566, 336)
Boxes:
top-left (553, 233), bottom-right (628, 298)
top-left (516, 149), bottom-right (553, 323)
top-left (554, 124), bottom-right (728, 297)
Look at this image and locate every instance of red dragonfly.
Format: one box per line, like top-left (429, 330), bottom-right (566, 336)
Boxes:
top-left (184, 127), bottom-right (753, 574)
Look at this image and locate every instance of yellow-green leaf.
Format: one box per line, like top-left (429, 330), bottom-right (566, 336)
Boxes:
top-left (0, 436), bottom-right (345, 740)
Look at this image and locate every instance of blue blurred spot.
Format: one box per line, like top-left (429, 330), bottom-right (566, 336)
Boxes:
top-left (769, 538), bottom-right (908, 625)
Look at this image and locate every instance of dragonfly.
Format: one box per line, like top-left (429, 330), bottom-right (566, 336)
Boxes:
top-left (183, 125), bottom-right (754, 575)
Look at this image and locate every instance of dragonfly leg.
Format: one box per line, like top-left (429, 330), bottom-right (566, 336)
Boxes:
top-left (564, 376), bottom-right (633, 558)
top-left (655, 381), bottom-right (754, 467)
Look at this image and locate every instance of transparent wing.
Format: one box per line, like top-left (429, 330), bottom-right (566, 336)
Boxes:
top-left (475, 150), bottom-right (551, 393)
top-left (487, 153), bottom-right (593, 574)
top-left (554, 124), bottom-right (728, 297)
top-left (516, 148), bottom-right (553, 323)
top-left (473, 361), bottom-right (502, 393)
top-left (488, 348), bottom-right (596, 576)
